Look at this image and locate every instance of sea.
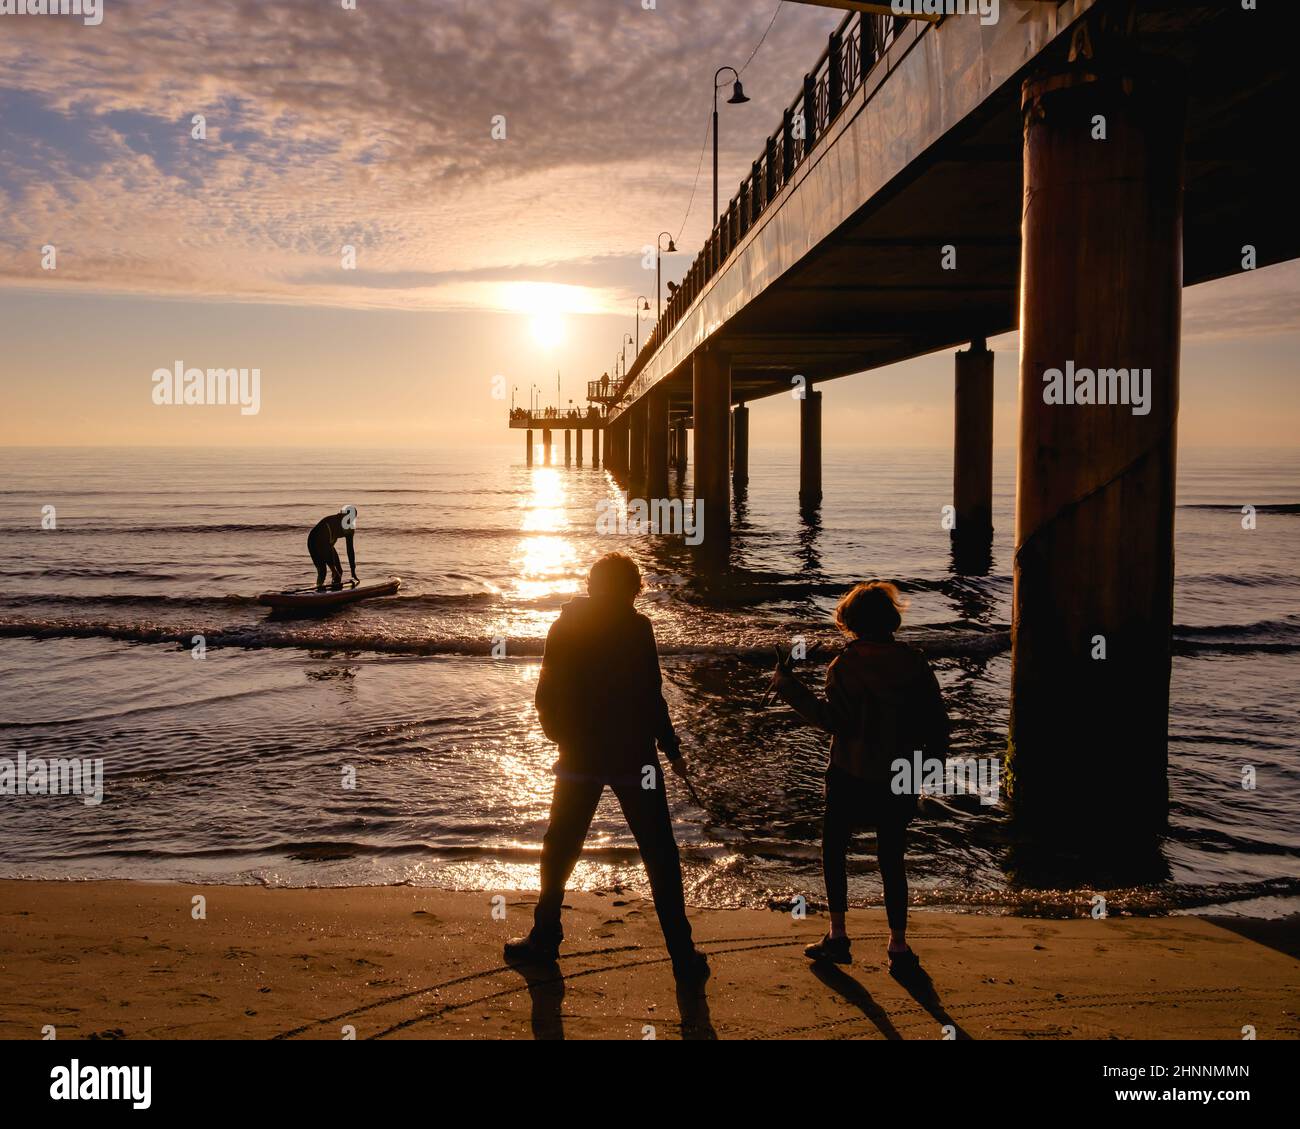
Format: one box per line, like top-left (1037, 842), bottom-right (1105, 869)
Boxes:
top-left (0, 445), bottom-right (1296, 919)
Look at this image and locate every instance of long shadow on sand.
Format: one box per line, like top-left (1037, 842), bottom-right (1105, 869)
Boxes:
top-left (889, 959), bottom-right (972, 1040)
top-left (504, 955), bottom-right (566, 1040)
top-left (809, 963), bottom-right (904, 1039)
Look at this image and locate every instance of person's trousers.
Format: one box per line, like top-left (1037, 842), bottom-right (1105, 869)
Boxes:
top-left (822, 765), bottom-right (910, 930)
top-left (533, 772), bottom-right (694, 960)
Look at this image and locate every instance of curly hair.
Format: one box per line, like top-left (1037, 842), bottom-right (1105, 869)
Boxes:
top-left (833, 580), bottom-right (907, 639)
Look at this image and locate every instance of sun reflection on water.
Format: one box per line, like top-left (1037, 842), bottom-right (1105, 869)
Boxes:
top-left (512, 467), bottom-right (580, 603)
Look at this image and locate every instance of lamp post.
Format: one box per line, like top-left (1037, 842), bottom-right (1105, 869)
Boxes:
top-left (713, 66), bottom-right (750, 226)
top-left (621, 333), bottom-right (633, 379)
top-left (635, 296), bottom-right (649, 353)
top-left (656, 232), bottom-right (676, 322)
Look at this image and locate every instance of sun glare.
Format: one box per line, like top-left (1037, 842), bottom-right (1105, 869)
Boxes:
top-left (529, 311), bottom-right (566, 348)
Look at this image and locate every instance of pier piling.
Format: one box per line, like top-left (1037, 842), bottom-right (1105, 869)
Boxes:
top-left (1009, 56), bottom-right (1185, 849)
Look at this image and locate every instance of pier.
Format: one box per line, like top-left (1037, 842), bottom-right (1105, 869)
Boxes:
top-left (506, 1), bottom-right (1299, 851)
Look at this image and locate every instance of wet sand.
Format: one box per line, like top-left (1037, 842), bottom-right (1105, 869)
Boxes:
top-left (0, 881), bottom-right (1296, 1040)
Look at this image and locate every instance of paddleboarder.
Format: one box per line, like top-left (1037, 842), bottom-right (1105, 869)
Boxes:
top-left (308, 506), bottom-right (358, 590)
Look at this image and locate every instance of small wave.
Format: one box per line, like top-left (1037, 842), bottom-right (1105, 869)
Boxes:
top-left (0, 618), bottom-right (1011, 660)
top-left (1180, 503), bottom-right (1299, 513)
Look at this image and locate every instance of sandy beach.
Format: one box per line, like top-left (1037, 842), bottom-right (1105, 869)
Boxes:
top-left (0, 881), bottom-right (1295, 1041)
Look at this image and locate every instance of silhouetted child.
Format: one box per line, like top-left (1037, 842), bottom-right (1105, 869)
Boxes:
top-left (769, 581), bottom-right (949, 969)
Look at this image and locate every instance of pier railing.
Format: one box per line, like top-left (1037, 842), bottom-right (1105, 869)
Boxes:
top-left (509, 406), bottom-right (604, 428)
top-left (609, 9), bottom-right (919, 409)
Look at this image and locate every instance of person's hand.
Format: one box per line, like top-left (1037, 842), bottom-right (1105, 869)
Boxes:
top-left (767, 664), bottom-right (796, 694)
top-left (668, 756), bottom-right (690, 780)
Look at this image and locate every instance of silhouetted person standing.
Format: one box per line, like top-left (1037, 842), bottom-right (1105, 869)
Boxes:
top-left (769, 581), bottom-right (949, 970)
top-left (506, 552), bottom-right (708, 984)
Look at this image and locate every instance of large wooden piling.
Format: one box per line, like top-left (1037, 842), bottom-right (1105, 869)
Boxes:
top-left (693, 346), bottom-right (731, 562)
top-left (799, 389), bottom-right (822, 506)
top-left (732, 403), bottom-right (749, 488)
top-left (647, 386), bottom-right (669, 499)
top-left (953, 339), bottom-right (994, 568)
top-left (1009, 55), bottom-right (1185, 848)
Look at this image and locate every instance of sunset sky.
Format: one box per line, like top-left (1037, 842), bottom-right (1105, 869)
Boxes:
top-left (2, 0), bottom-right (1297, 449)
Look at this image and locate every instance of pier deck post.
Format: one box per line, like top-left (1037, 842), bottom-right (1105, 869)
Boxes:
top-left (732, 402), bottom-right (749, 488)
top-left (1009, 53), bottom-right (1185, 850)
top-left (628, 403), bottom-right (647, 496)
top-left (647, 386), bottom-right (669, 499)
top-left (593, 425), bottom-right (601, 469)
top-left (799, 389), bottom-right (822, 506)
top-left (673, 419), bottom-right (687, 476)
top-left (953, 339), bottom-right (994, 570)
top-left (576, 427), bottom-right (583, 467)
top-left (526, 428), bottom-right (533, 466)
top-left (564, 429), bottom-right (571, 467)
top-left (542, 429), bottom-right (552, 467)
top-left (693, 346), bottom-right (731, 562)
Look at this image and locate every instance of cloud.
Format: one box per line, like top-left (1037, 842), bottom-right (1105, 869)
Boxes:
top-left (0, 0), bottom-right (842, 310)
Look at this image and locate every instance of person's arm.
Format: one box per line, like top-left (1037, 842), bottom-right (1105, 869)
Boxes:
top-left (772, 657), bottom-right (855, 735)
top-left (641, 618), bottom-right (680, 760)
top-left (345, 530), bottom-right (356, 579)
top-left (918, 659), bottom-right (950, 760)
top-left (534, 621), bottom-right (568, 745)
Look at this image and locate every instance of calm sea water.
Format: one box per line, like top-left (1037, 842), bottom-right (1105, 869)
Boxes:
top-left (0, 445), bottom-right (1296, 918)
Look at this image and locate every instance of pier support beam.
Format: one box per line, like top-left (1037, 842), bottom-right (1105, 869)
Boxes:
top-left (610, 417), bottom-right (627, 478)
top-left (593, 426), bottom-right (601, 469)
top-left (799, 389), bottom-right (822, 507)
top-left (1009, 56), bottom-right (1185, 852)
top-left (564, 429), bottom-right (571, 467)
top-left (693, 346), bottom-right (731, 562)
top-left (673, 419), bottom-right (687, 476)
top-left (647, 386), bottom-right (669, 499)
top-left (542, 429), bottom-right (552, 467)
top-left (628, 402), bottom-right (647, 495)
top-left (732, 403), bottom-right (749, 489)
top-left (525, 429), bottom-right (533, 466)
top-left (576, 427), bottom-right (583, 467)
top-left (952, 339), bottom-right (994, 572)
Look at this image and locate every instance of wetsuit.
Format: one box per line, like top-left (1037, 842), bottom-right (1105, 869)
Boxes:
top-left (307, 512), bottom-right (355, 588)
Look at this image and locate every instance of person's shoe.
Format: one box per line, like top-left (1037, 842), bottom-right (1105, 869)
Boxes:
top-left (671, 950), bottom-right (710, 985)
top-left (503, 932), bottom-right (560, 964)
top-left (887, 945), bottom-right (920, 974)
top-left (804, 933), bottom-right (852, 964)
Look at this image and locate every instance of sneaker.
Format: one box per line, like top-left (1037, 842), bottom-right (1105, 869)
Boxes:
top-left (887, 945), bottom-right (920, 973)
top-left (804, 933), bottom-right (852, 964)
top-left (671, 950), bottom-right (711, 985)
top-left (503, 932), bottom-right (560, 964)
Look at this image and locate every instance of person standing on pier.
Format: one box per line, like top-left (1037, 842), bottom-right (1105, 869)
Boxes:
top-left (506, 552), bottom-right (709, 985)
top-left (768, 581), bottom-right (949, 970)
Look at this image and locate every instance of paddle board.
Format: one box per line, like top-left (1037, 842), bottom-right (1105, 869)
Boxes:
top-left (257, 576), bottom-right (401, 610)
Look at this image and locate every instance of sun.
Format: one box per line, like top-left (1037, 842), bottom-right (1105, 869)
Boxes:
top-left (530, 311), bottom-right (566, 348)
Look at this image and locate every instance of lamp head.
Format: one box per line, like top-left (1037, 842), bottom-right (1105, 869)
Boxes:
top-left (727, 79), bottom-right (749, 105)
